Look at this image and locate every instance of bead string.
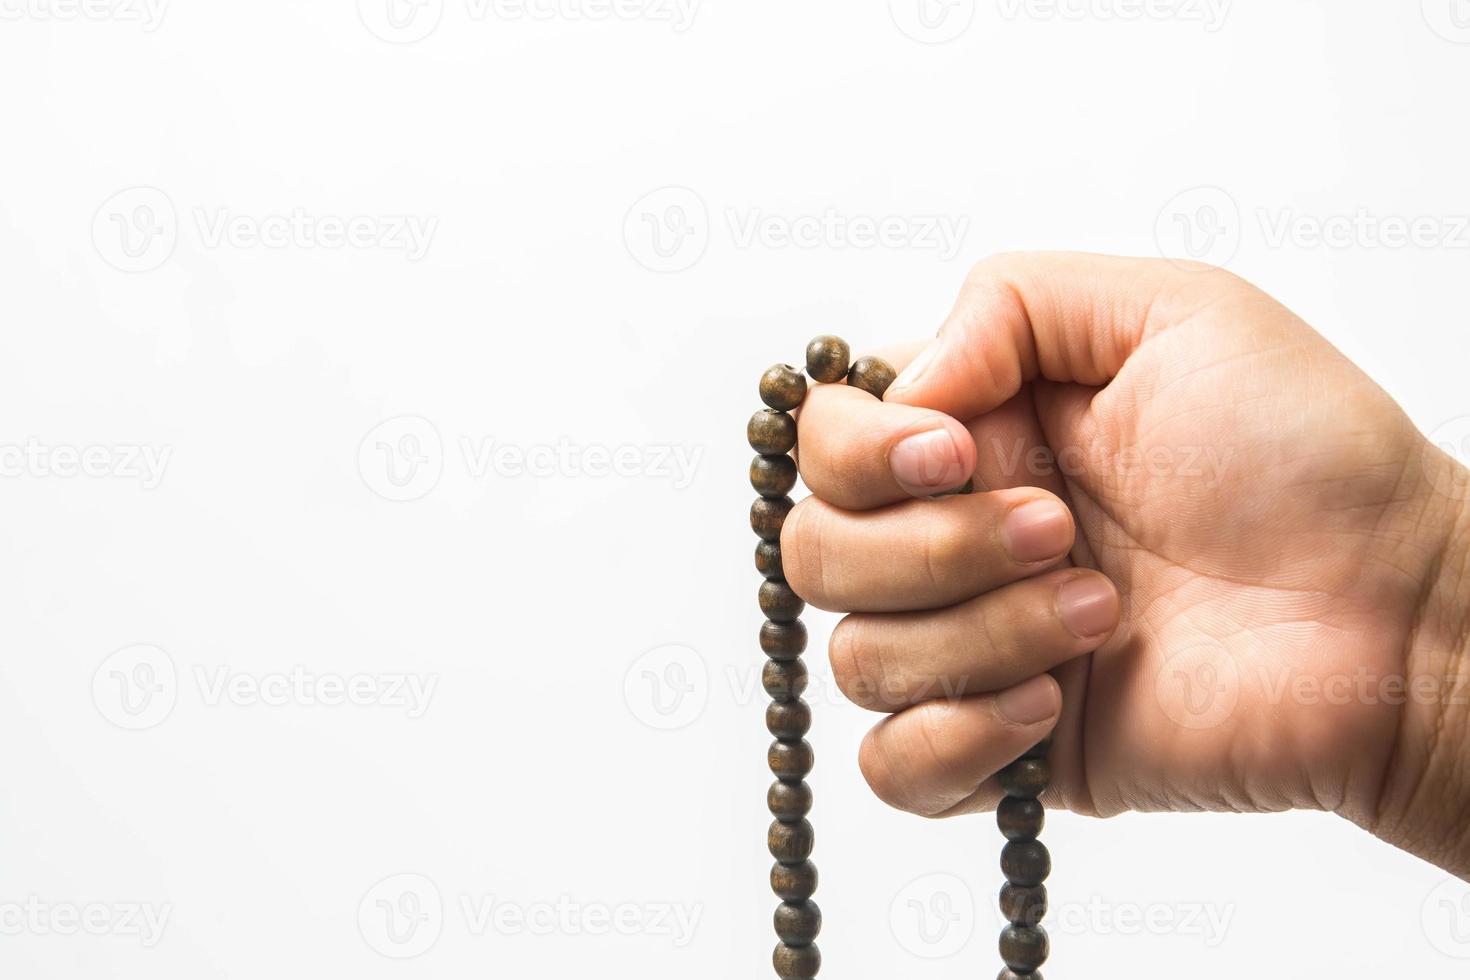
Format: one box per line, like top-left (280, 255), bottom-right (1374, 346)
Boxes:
top-left (748, 336), bottom-right (1053, 980)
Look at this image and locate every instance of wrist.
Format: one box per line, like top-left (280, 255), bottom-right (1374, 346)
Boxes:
top-left (1364, 450), bottom-right (1470, 874)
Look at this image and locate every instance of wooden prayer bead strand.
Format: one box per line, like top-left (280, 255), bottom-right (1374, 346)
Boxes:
top-left (751, 339), bottom-right (910, 979)
top-left (995, 742), bottom-right (1053, 979)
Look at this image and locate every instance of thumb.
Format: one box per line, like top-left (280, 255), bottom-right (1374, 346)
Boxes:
top-left (884, 251), bottom-right (1223, 419)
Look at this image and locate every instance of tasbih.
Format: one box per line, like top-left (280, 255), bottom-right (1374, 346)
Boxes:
top-left (749, 335), bottom-right (1053, 980)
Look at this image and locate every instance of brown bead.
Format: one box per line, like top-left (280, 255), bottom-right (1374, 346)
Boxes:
top-left (771, 860), bottom-right (818, 902)
top-left (846, 355), bottom-right (897, 400)
top-left (749, 409), bottom-right (797, 454)
top-left (760, 364), bottom-right (808, 411)
top-left (763, 659), bottom-right (808, 701)
top-left (997, 796), bottom-right (1045, 841)
top-left (805, 335), bottom-right (850, 384)
top-left (999, 924), bottom-right (1049, 973)
top-left (751, 454), bottom-right (799, 498)
top-left (766, 700), bottom-right (812, 739)
top-left (774, 900), bottom-right (821, 946)
top-left (751, 496), bottom-right (795, 542)
top-left (755, 541), bottom-right (785, 580)
top-left (768, 818), bottom-right (815, 863)
top-left (768, 780), bottom-right (813, 820)
top-left (999, 758), bottom-right (1050, 799)
top-left (1001, 839), bottom-right (1051, 887)
top-left (759, 580), bottom-right (805, 622)
top-left (768, 738), bottom-right (814, 779)
top-left (999, 883), bottom-right (1047, 928)
top-left (773, 941), bottom-right (821, 979)
top-left (997, 971), bottom-right (1043, 980)
top-left (760, 620), bottom-right (807, 661)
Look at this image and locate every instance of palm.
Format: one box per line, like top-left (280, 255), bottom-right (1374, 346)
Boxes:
top-left (985, 292), bottom-right (1430, 819)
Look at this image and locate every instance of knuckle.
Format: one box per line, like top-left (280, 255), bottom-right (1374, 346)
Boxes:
top-left (917, 519), bottom-right (965, 593)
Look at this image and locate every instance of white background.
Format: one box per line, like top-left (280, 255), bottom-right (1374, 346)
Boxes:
top-left (2, 0), bottom-right (1470, 977)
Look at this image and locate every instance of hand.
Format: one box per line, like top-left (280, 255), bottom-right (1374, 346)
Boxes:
top-left (779, 252), bottom-right (1470, 875)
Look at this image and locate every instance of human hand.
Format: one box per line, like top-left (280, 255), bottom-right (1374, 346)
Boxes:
top-left (780, 252), bottom-right (1470, 876)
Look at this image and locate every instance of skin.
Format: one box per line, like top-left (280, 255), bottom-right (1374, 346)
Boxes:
top-left (779, 252), bottom-right (1470, 877)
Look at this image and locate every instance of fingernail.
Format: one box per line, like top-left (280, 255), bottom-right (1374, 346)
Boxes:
top-left (1057, 575), bottom-right (1119, 639)
top-left (889, 428), bottom-right (966, 496)
top-left (1000, 499), bottom-right (1072, 563)
top-left (889, 343), bottom-right (938, 396)
top-left (996, 675), bottom-right (1059, 726)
